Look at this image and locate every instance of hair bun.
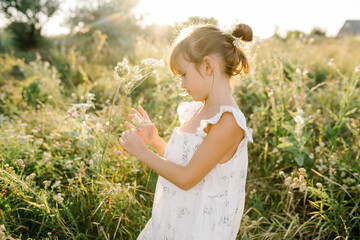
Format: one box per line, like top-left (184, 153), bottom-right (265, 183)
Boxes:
top-left (232, 23), bottom-right (253, 42)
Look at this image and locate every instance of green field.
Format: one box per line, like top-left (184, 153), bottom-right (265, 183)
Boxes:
top-left (0, 20), bottom-right (359, 239)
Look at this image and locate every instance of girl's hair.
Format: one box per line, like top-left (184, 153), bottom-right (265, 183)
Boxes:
top-left (169, 23), bottom-right (253, 77)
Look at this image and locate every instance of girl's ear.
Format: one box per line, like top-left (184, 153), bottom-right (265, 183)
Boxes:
top-left (202, 56), bottom-right (214, 75)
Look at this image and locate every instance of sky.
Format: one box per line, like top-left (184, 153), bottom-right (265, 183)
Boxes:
top-left (1, 0), bottom-right (359, 39)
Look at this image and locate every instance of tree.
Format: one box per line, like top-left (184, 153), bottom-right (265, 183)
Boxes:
top-left (309, 27), bottom-right (326, 37)
top-left (65, 0), bottom-right (141, 64)
top-left (0, 0), bottom-right (60, 51)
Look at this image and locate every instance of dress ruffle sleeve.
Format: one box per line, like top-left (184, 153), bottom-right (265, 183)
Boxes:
top-left (196, 105), bottom-right (254, 144)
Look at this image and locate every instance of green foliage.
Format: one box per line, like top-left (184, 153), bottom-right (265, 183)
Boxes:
top-left (309, 27), bottom-right (327, 37)
top-left (4, 22), bottom-right (45, 51)
top-left (0, 32), bottom-right (359, 240)
top-left (0, 0), bottom-right (60, 52)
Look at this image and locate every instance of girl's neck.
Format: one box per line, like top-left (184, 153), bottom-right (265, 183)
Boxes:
top-left (201, 75), bottom-right (236, 114)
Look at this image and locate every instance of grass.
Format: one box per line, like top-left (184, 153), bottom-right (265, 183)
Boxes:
top-left (0, 35), bottom-right (359, 239)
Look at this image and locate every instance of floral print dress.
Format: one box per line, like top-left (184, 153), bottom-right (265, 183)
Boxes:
top-left (138, 101), bottom-right (253, 240)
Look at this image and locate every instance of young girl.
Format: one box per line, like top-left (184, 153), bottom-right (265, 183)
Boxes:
top-left (119, 23), bottom-right (254, 239)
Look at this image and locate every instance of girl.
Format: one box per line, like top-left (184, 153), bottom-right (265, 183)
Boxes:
top-left (119, 23), bottom-right (254, 239)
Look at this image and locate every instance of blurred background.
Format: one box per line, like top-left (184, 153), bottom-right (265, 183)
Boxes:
top-left (0, 0), bottom-right (359, 239)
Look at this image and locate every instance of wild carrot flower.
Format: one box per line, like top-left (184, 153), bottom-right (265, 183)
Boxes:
top-left (14, 159), bottom-right (25, 168)
top-left (53, 193), bottom-right (64, 204)
top-left (114, 58), bottom-right (130, 78)
top-left (25, 173), bottom-right (36, 181)
top-left (131, 114), bottom-right (151, 128)
top-left (52, 180), bottom-right (61, 189)
top-left (43, 180), bottom-right (51, 187)
top-left (141, 58), bottom-right (165, 67)
top-left (294, 115), bottom-right (305, 124)
top-left (285, 177), bottom-right (292, 185)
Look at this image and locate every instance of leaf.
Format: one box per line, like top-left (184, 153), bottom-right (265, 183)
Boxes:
top-left (65, 131), bottom-right (80, 138)
top-left (345, 108), bottom-right (357, 116)
top-left (295, 156), bottom-right (304, 166)
top-left (277, 142), bottom-right (294, 148)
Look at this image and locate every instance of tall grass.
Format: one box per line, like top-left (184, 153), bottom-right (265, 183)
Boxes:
top-left (0, 35), bottom-right (359, 239)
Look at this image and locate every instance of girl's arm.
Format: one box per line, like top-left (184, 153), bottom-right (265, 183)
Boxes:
top-left (149, 136), bottom-right (167, 157)
top-left (135, 112), bottom-right (245, 190)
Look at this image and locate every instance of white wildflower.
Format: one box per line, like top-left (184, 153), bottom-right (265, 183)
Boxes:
top-left (53, 193), bottom-right (64, 204)
top-left (299, 183), bottom-right (307, 192)
top-left (95, 123), bottom-right (102, 131)
top-left (25, 173), bottom-right (36, 181)
top-left (43, 180), bottom-right (51, 187)
top-left (72, 103), bottom-right (92, 110)
top-left (86, 93), bottom-right (95, 102)
top-left (16, 135), bottom-right (32, 145)
top-left (52, 180), bottom-right (61, 189)
top-left (141, 58), bottom-right (165, 67)
top-left (309, 153), bottom-right (314, 159)
top-left (65, 160), bottom-right (72, 169)
top-left (14, 159), bottom-right (25, 168)
top-left (131, 114), bottom-right (151, 128)
top-left (316, 182), bottom-right (322, 188)
top-left (114, 58), bottom-right (130, 78)
top-left (319, 142), bottom-right (325, 147)
top-left (285, 177), bottom-right (292, 186)
top-left (315, 146), bottom-right (321, 153)
top-left (299, 168), bottom-right (306, 175)
top-left (294, 115), bottom-right (305, 124)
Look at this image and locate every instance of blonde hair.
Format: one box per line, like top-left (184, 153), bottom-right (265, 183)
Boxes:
top-left (169, 23), bottom-right (253, 77)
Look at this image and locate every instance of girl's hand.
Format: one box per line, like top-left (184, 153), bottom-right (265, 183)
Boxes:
top-left (119, 128), bottom-right (147, 158)
top-left (125, 106), bottom-right (159, 146)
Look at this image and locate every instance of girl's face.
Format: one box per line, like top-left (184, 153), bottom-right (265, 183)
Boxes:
top-left (177, 55), bottom-right (210, 101)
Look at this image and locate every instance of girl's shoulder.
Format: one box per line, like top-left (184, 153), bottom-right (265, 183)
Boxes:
top-left (197, 105), bottom-right (254, 143)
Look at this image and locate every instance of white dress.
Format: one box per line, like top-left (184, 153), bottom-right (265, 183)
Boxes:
top-left (137, 101), bottom-right (253, 240)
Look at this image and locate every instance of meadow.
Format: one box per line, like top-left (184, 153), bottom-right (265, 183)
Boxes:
top-left (0, 32), bottom-right (359, 239)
